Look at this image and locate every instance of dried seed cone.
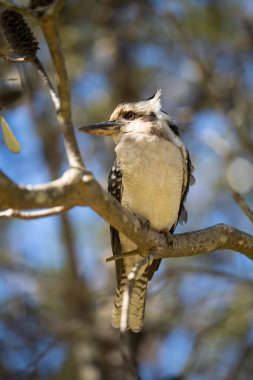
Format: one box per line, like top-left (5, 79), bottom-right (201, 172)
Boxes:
top-left (1, 10), bottom-right (39, 58)
top-left (30, 0), bottom-right (54, 8)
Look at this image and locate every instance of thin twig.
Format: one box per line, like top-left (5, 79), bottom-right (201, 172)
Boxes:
top-left (120, 249), bottom-right (157, 333)
top-left (32, 56), bottom-right (60, 111)
top-left (38, 9), bottom-right (84, 169)
top-left (233, 192), bottom-right (253, 223)
top-left (106, 250), bottom-right (137, 262)
top-left (22, 338), bottom-right (60, 375)
top-left (0, 206), bottom-right (71, 219)
top-left (0, 50), bottom-right (31, 63)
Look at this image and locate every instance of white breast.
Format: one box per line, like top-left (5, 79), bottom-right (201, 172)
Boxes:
top-left (116, 132), bottom-right (184, 231)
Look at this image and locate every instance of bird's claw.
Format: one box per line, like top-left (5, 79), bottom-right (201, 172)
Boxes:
top-left (161, 228), bottom-right (174, 247)
top-left (133, 212), bottom-right (150, 231)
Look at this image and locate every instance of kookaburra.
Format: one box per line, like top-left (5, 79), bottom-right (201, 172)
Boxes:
top-left (79, 90), bottom-right (192, 332)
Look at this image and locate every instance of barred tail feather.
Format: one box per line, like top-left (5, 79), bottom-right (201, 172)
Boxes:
top-left (128, 275), bottom-right (148, 332)
top-left (111, 271), bottom-right (127, 330)
top-left (111, 271), bottom-right (148, 333)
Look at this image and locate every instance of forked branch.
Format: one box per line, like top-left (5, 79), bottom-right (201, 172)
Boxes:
top-left (0, 170), bottom-right (252, 260)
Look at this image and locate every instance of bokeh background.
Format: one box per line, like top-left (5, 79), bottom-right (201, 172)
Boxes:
top-left (0, 1), bottom-right (253, 379)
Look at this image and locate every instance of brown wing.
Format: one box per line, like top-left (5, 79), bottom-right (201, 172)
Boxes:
top-left (108, 159), bottom-right (123, 287)
top-left (177, 148), bottom-right (194, 225)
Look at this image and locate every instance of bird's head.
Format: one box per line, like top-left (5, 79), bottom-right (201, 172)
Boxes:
top-left (79, 90), bottom-right (177, 143)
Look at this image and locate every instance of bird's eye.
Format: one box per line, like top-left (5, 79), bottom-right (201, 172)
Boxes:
top-left (123, 111), bottom-right (136, 120)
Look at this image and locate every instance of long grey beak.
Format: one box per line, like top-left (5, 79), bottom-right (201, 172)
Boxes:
top-left (79, 121), bottom-right (125, 136)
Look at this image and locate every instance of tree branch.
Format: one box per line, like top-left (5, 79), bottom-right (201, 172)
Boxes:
top-left (159, 224), bottom-right (253, 259)
top-left (0, 206), bottom-right (70, 219)
top-left (0, 169), bottom-right (86, 210)
top-left (105, 225), bottom-right (253, 261)
top-left (0, 170), bottom-right (252, 260)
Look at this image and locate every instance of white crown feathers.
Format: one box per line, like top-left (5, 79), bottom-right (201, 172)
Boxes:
top-left (134, 89), bottom-right (162, 114)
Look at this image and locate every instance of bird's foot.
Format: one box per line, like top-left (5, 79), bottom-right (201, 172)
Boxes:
top-left (161, 228), bottom-right (174, 247)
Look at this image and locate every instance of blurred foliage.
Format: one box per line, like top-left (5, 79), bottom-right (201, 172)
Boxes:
top-left (0, 0), bottom-right (253, 379)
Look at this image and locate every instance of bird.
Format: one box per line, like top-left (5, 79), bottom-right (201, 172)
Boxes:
top-left (79, 90), bottom-right (193, 332)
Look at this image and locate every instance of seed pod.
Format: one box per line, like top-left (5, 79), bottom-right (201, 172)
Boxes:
top-left (0, 114), bottom-right (21, 153)
top-left (30, 0), bottom-right (54, 8)
top-left (1, 10), bottom-right (39, 58)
